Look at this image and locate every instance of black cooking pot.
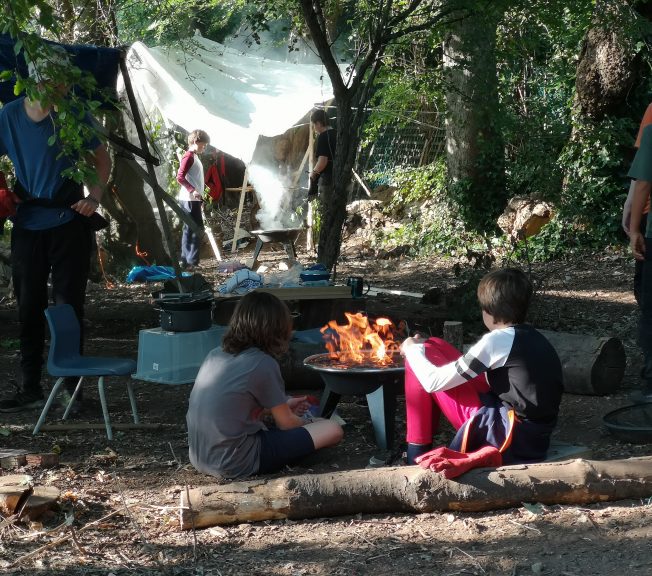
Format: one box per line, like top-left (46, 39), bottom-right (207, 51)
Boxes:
top-left (154, 294), bottom-right (214, 332)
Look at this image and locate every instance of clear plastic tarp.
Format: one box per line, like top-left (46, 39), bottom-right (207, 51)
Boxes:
top-left (126, 35), bottom-right (339, 163)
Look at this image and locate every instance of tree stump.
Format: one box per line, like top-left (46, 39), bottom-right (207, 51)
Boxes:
top-left (540, 330), bottom-right (625, 395)
top-left (443, 321), bottom-right (464, 352)
top-left (0, 475), bottom-right (60, 520)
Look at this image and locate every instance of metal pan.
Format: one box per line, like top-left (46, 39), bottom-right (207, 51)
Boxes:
top-left (250, 228), bottom-right (304, 244)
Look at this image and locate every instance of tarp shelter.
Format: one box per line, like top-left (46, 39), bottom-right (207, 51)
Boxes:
top-left (0, 36), bottom-right (198, 274)
top-left (126, 35), bottom-right (339, 163)
top-left (0, 35), bottom-right (120, 106)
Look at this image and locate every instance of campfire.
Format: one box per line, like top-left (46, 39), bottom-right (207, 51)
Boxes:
top-left (313, 312), bottom-right (403, 370)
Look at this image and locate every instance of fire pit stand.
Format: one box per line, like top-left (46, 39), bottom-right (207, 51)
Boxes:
top-left (249, 228), bottom-right (303, 269)
top-left (304, 354), bottom-right (405, 451)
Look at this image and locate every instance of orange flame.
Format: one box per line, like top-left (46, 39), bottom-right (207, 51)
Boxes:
top-left (320, 313), bottom-right (399, 366)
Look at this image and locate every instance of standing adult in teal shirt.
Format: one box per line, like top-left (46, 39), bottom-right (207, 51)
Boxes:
top-left (627, 123), bottom-right (652, 403)
top-left (0, 50), bottom-right (111, 412)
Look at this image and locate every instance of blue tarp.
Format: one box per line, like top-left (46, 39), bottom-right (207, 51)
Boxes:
top-left (126, 265), bottom-right (176, 283)
top-left (0, 35), bottom-right (121, 106)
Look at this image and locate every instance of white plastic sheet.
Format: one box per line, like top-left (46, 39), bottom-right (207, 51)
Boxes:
top-left (126, 35), bottom-right (339, 163)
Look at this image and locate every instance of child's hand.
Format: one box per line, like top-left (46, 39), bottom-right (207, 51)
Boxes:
top-left (400, 335), bottom-right (427, 356)
top-left (287, 396), bottom-right (310, 416)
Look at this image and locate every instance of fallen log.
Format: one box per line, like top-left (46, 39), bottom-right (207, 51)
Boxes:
top-left (540, 330), bottom-right (625, 395)
top-left (180, 456), bottom-right (652, 530)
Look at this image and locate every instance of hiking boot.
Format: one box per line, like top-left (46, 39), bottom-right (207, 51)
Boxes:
top-left (0, 393), bottom-right (45, 413)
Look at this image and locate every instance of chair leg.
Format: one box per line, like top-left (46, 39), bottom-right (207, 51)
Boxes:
top-left (62, 376), bottom-right (84, 420)
top-left (34, 377), bottom-right (65, 435)
top-left (97, 377), bottom-right (113, 441)
top-left (126, 381), bottom-right (140, 424)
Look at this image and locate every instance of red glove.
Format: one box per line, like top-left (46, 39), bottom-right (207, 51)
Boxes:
top-left (0, 171), bottom-right (20, 218)
top-left (415, 445), bottom-right (502, 479)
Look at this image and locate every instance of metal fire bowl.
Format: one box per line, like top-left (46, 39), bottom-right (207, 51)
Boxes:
top-left (303, 353), bottom-right (404, 374)
top-left (251, 228), bottom-right (304, 244)
top-left (303, 352), bottom-right (404, 396)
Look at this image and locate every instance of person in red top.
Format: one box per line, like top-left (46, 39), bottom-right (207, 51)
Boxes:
top-left (622, 103), bottom-right (652, 305)
top-left (205, 147), bottom-right (226, 204)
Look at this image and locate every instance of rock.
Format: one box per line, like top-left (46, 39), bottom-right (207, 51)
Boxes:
top-left (498, 196), bottom-right (553, 239)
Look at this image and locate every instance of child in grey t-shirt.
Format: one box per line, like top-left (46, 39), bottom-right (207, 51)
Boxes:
top-left (187, 292), bottom-right (343, 479)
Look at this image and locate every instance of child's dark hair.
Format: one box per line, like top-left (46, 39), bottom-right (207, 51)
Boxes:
top-left (222, 292), bottom-right (292, 357)
top-left (310, 109), bottom-right (329, 126)
top-left (477, 268), bottom-right (533, 324)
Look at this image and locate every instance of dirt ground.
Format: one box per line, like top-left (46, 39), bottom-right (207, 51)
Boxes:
top-left (0, 235), bottom-right (651, 575)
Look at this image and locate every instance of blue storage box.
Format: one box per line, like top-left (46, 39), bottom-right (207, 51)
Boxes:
top-left (132, 325), bottom-right (226, 384)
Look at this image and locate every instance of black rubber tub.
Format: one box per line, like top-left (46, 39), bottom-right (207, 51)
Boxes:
top-left (154, 294), bottom-right (213, 332)
top-left (602, 402), bottom-right (652, 444)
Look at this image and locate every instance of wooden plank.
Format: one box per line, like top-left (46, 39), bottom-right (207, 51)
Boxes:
top-left (224, 187), bottom-right (254, 193)
top-left (216, 285), bottom-right (353, 301)
top-left (40, 422), bottom-right (167, 432)
top-left (231, 167), bottom-right (250, 254)
top-left (367, 286), bottom-right (424, 299)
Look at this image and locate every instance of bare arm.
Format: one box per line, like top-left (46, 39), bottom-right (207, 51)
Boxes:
top-left (312, 156), bottom-right (329, 177)
top-left (270, 402), bottom-right (306, 430)
top-left (72, 143), bottom-right (111, 217)
top-left (622, 180), bottom-right (636, 236)
top-left (630, 179), bottom-right (650, 261)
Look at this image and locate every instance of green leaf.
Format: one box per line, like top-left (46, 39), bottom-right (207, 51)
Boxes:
top-left (522, 502), bottom-right (545, 515)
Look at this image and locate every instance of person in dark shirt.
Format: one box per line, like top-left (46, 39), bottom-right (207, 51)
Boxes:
top-left (627, 122), bottom-right (652, 403)
top-left (401, 268), bottom-right (564, 465)
top-left (308, 109), bottom-right (336, 199)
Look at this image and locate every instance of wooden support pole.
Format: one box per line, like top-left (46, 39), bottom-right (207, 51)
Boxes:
top-left (352, 168), bottom-right (372, 197)
top-left (119, 55), bottom-right (179, 287)
top-left (306, 127), bottom-right (315, 252)
top-left (232, 167), bottom-right (250, 254)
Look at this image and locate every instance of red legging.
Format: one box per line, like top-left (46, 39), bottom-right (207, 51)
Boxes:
top-left (405, 337), bottom-right (489, 445)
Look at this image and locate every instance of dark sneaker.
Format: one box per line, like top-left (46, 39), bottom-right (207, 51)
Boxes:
top-left (0, 393), bottom-right (45, 413)
top-left (629, 390), bottom-right (652, 404)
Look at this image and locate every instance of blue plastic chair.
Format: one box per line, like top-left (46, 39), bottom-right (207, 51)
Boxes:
top-left (33, 304), bottom-right (139, 440)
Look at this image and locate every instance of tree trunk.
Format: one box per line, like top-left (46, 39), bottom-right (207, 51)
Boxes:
top-left (317, 100), bottom-right (357, 269)
top-left (101, 148), bottom-right (172, 266)
top-left (53, 0), bottom-right (172, 268)
top-left (443, 5), bottom-right (506, 232)
top-left (574, 3), bottom-right (639, 120)
top-left (180, 456), bottom-right (652, 529)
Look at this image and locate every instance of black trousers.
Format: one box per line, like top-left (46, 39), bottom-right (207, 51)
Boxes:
top-left (180, 200), bottom-right (203, 266)
top-left (634, 214), bottom-right (648, 306)
top-left (639, 237), bottom-right (652, 393)
top-left (11, 218), bottom-right (93, 396)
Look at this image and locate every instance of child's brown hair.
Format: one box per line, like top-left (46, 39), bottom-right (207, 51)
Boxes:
top-left (222, 292), bottom-right (292, 357)
top-left (187, 129), bottom-right (210, 146)
top-left (477, 268), bottom-right (532, 324)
